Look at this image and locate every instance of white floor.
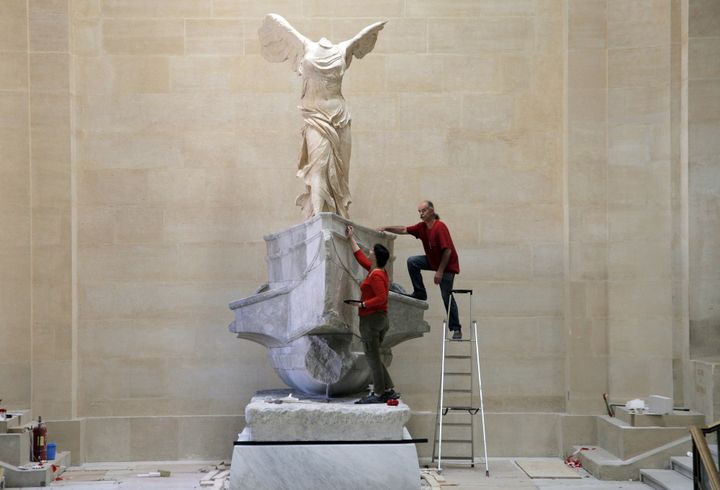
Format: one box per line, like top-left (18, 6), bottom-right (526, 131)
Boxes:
top-left (12, 458), bottom-right (652, 489)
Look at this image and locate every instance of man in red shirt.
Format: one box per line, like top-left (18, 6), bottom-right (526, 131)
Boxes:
top-left (379, 200), bottom-right (462, 339)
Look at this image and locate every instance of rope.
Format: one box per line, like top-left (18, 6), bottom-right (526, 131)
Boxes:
top-left (263, 229), bottom-right (366, 294)
top-left (264, 230), bottom-right (325, 288)
top-left (327, 231), bottom-right (363, 286)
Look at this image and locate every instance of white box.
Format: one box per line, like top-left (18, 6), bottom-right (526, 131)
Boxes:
top-left (647, 395), bottom-right (673, 414)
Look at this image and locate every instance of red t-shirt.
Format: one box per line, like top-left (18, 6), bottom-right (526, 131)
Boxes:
top-left (406, 220), bottom-right (460, 274)
top-left (353, 249), bottom-right (389, 317)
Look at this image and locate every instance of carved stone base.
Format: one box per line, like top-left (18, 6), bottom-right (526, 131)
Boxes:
top-left (240, 390), bottom-right (411, 441)
top-left (229, 213), bottom-right (430, 395)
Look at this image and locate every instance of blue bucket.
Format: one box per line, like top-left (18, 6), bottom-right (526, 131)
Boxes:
top-left (47, 442), bottom-right (56, 460)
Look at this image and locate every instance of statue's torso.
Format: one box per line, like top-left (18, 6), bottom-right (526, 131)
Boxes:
top-left (300, 41), bottom-right (350, 127)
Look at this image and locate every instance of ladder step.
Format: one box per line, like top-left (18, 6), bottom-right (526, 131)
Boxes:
top-left (445, 338), bottom-right (473, 343)
top-left (442, 422), bottom-right (472, 427)
top-left (445, 355), bottom-right (471, 359)
top-left (438, 456), bottom-right (474, 461)
top-left (444, 372), bottom-right (471, 376)
top-left (442, 406), bottom-right (480, 413)
top-left (434, 439), bottom-right (472, 444)
top-left (445, 389), bottom-right (472, 393)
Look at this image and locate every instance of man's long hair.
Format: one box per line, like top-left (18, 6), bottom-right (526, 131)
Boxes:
top-left (425, 200), bottom-right (439, 219)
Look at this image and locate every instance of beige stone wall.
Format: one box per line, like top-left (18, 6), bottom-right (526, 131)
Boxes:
top-left (566, 0), bottom-right (677, 410)
top-left (0, 0), bottom-right (31, 410)
top-left (72, 0), bottom-right (283, 417)
top-left (386, 1), bottom-right (567, 413)
top-left (70, 0), bottom-right (566, 418)
top-left (566, 0), bottom-right (609, 413)
top-left (670, 0), bottom-right (688, 406)
top-left (3, 0), bottom-right (716, 460)
top-left (688, 0), bottom-right (720, 359)
top-left (605, 0), bottom-right (675, 401)
top-left (30, 0), bottom-right (74, 421)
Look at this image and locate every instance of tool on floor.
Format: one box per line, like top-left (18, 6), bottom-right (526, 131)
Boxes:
top-left (431, 289), bottom-right (489, 476)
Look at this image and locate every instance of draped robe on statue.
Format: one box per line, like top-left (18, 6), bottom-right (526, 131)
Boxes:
top-left (296, 42), bottom-right (352, 219)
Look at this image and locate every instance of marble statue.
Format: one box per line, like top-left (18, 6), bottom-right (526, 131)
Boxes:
top-left (258, 14), bottom-right (386, 220)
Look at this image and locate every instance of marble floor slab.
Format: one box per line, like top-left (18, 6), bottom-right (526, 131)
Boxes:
top-left (12, 458), bottom-right (652, 489)
top-left (425, 459), bottom-right (651, 489)
top-left (515, 458), bottom-right (582, 479)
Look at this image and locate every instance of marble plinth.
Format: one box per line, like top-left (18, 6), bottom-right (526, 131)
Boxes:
top-left (230, 390), bottom-right (421, 490)
top-left (228, 213), bottom-right (430, 395)
top-left (229, 442), bottom-right (420, 490)
top-left (242, 390), bottom-right (411, 441)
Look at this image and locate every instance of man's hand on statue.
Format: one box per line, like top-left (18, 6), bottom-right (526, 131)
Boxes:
top-left (434, 270), bottom-right (443, 284)
top-left (346, 225), bottom-right (354, 238)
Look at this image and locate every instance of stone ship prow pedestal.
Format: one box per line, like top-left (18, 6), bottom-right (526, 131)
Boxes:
top-left (228, 212), bottom-right (431, 396)
top-left (227, 213), bottom-right (430, 489)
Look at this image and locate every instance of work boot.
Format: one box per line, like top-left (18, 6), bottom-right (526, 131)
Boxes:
top-left (382, 389), bottom-right (400, 401)
top-left (355, 393), bottom-right (384, 404)
top-left (452, 329), bottom-right (462, 340)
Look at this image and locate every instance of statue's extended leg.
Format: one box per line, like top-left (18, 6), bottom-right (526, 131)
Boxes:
top-left (310, 168), bottom-right (326, 215)
top-left (304, 126), bottom-right (335, 215)
top-left (336, 124), bottom-right (352, 218)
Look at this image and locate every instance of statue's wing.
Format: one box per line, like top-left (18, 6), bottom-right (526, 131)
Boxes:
top-left (340, 20), bottom-right (387, 68)
top-left (258, 14), bottom-right (308, 73)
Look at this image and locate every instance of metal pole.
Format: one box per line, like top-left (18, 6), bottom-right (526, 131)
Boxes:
top-left (474, 318), bottom-right (490, 477)
top-left (437, 315), bottom-right (449, 473)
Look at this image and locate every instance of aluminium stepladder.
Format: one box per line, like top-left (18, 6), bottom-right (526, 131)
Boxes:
top-left (431, 289), bottom-right (489, 475)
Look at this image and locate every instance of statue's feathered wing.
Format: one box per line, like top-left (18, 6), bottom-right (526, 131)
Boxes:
top-left (340, 20), bottom-right (387, 68)
top-left (258, 14), bottom-right (308, 73)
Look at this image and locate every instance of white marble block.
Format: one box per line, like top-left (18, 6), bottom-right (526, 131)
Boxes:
top-left (229, 442), bottom-right (420, 490)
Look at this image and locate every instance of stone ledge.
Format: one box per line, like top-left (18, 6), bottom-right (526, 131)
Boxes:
top-left (577, 436), bottom-right (691, 481)
top-left (615, 407), bottom-right (705, 427)
top-left (597, 415), bottom-right (690, 459)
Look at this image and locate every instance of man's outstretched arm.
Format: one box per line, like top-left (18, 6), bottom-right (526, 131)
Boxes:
top-left (378, 226), bottom-right (407, 235)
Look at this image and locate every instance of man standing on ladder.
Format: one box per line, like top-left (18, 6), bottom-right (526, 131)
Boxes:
top-left (379, 200), bottom-right (463, 339)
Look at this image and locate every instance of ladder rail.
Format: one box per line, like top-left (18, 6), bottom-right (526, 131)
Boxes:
top-left (436, 319), bottom-right (448, 471)
top-left (436, 286), bottom-right (460, 472)
top-left (468, 292), bottom-right (475, 469)
top-left (474, 319), bottom-right (490, 476)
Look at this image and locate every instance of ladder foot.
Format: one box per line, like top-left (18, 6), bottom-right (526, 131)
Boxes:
top-left (485, 470), bottom-right (490, 477)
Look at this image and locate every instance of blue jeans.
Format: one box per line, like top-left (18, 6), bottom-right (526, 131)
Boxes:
top-left (407, 255), bottom-right (461, 331)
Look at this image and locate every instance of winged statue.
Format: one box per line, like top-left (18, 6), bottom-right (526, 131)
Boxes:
top-left (258, 14), bottom-right (387, 220)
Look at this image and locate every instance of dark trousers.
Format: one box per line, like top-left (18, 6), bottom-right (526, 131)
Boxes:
top-left (359, 311), bottom-right (393, 394)
top-left (407, 255), bottom-right (461, 331)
